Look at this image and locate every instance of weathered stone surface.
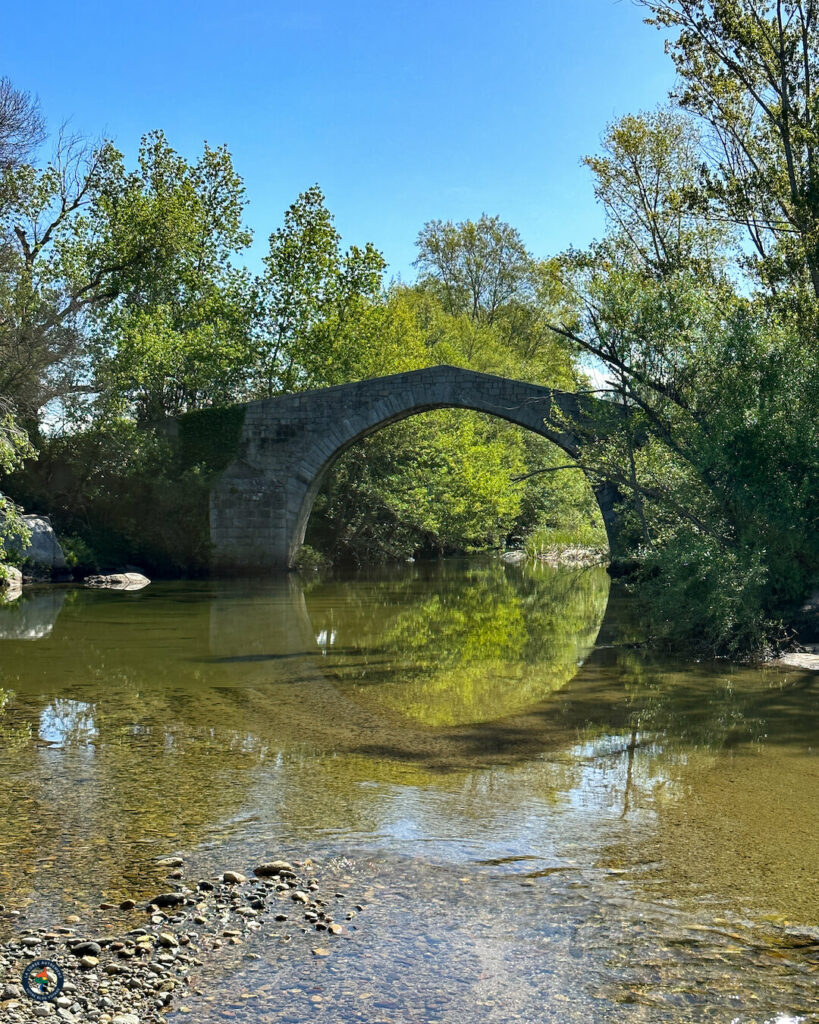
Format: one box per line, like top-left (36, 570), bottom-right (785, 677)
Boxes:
top-left (209, 365), bottom-right (622, 573)
top-left (84, 572), bottom-right (150, 591)
top-left (3, 514), bottom-right (67, 569)
top-left (500, 550), bottom-right (527, 564)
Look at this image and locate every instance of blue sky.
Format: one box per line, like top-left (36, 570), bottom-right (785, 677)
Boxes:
top-left (2, 1), bottom-right (675, 279)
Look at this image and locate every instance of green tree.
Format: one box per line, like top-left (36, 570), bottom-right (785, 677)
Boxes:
top-left (640, 0), bottom-right (819, 311)
top-left (415, 214), bottom-right (534, 324)
top-left (551, 108), bottom-right (818, 653)
top-left (0, 396), bottom-right (35, 562)
top-left (252, 185), bottom-right (386, 394)
top-left (89, 131), bottom-right (254, 421)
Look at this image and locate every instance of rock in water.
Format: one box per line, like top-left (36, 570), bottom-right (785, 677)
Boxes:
top-left (84, 572), bottom-right (150, 591)
top-left (70, 941), bottom-right (102, 956)
top-left (222, 871), bottom-right (247, 884)
top-left (149, 893), bottom-right (183, 908)
top-left (254, 861), bottom-right (296, 877)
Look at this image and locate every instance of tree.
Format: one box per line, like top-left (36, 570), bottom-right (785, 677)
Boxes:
top-left (414, 214), bottom-right (534, 324)
top-left (0, 77), bottom-right (45, 171)
top-left (0, 395), bottom-right (35, 564)
top-left (640, 0), bottom-right (819, 310)
top-left (0, 132), bottom-right (142, 421)
top-left (583, 108), bottom-right (728, 277)
top-left (548, 108), bottom-right (818, 653)
top-left (88, 131), bottom-right (255, 421)
top-left (252, 185), bottom-right (386, 395)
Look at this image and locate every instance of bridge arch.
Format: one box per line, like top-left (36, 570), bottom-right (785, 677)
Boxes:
top-left (210, 365), bottom-right (619, 574)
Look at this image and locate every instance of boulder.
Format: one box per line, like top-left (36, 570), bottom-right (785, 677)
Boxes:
top-left (84, 572), bottom-right (150, 591)
top-left (11, 515), bottom-right (67, 569)
top-left (778, 645), bottom-right (819, 671)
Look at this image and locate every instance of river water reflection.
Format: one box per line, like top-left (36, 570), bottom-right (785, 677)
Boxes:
top-left (0, 560), bottom-right (816, 1022)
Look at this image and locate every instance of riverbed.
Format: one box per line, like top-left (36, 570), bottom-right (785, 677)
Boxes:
top-left (0, 560), bottom-right (816, 1022)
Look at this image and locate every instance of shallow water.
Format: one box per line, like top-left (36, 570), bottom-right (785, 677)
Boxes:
top-left (0, 560), bottom-right (816, 1021)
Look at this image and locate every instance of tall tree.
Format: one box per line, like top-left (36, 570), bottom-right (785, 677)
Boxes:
top-left (414, 214), bottom-right (534, 324)
top-left (0, 77), bottom-right (44, 172)
top-left (550, 108), bottom-right (818, 652)
top-left (640, 0), bottom-right (819, 309)
top-left (89, 131), bottom-right (254, 421)
top-left (252, 185), bottom-right (385, 394)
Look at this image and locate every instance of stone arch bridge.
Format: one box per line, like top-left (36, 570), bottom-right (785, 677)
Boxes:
top-left (210, 365), bottom-right (619, 574)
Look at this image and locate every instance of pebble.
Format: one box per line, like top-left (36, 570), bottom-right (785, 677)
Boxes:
top-left (0, 859), bottom-right (360, 1021)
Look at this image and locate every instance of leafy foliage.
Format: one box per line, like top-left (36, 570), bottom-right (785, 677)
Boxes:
top-left (2, 27), bottom-right (817, 656)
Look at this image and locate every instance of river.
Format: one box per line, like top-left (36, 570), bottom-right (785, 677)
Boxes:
top-left (0, 560), bottom-right (816, 1022)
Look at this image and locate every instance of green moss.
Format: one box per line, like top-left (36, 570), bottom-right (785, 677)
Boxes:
top-left (177, 405), bottom-right (246, 473)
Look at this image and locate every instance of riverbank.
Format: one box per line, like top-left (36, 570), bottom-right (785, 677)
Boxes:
top-left (0, 858), bottom-right (364, 1023)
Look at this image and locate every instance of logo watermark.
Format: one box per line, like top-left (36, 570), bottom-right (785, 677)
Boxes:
top-left (21, 959), bottom-right (64, 1002)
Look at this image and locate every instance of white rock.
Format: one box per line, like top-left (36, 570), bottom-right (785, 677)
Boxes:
top-left (2, 515), bottom-right (67, 569)
top-left (84, 572), bottom-right (150, 591)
